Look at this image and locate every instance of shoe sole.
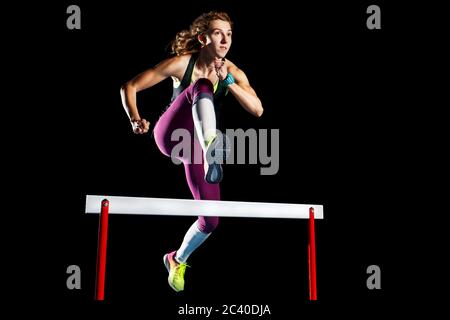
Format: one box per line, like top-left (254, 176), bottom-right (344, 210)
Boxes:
top-left (205, 163), bottom-right (223, 184)
top-left (205, 136), bottom-right (230, 184)
top-left (163, 254), bottom-right (182, 292)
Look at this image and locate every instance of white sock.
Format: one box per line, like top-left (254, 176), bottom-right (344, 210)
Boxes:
top-left (175, 220), bottom-right (211, 263)
top-left (192, 95), bottom-right (217, 152)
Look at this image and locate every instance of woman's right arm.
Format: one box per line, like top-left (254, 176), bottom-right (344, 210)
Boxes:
top-left (120, 55), bottom-right (188, 134)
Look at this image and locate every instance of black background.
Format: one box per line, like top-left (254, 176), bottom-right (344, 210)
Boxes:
top-left (8, 0), bottom-right (446, 317)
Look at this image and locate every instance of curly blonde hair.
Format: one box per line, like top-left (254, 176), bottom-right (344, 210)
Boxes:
top-left (171, 11), bottom-right (233, 56)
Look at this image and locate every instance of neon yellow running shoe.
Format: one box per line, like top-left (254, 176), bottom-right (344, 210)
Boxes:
top-left (163, 251), bottom-right (189, 292)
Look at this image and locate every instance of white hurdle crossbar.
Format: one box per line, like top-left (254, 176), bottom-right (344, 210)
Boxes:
top-left (85, 195), bottom-right (324, 301)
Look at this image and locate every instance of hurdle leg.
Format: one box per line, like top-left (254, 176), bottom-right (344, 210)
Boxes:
top-left (95, 199), bottom-right (109, 300)
top-left (308, 207), bottom-right (317, 300)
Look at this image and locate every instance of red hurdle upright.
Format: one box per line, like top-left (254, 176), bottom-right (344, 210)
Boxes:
top-left (95, 199), bottom-right (109, 301)
top-left (308, 207), bottom-right (317, 300)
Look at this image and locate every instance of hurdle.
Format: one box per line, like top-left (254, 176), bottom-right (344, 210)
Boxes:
top-left (85, 195), bottom-right (324, 301)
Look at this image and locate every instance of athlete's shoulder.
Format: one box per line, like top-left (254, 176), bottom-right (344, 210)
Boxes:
top-left (225, 58), bottom-right (237, 70)
top-left (156, 54), bottom-right (192, 78)
top-left (226, 59), bottom-right (247, 79)
top-left (169, 53), bottom-right (192, 63)
top-left (160, 54), bottom-right (190, 68)
top-left (226, 59), bottom-right (244, 75)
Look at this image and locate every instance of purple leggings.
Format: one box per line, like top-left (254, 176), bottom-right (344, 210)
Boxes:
top-left (153, 79), bottom-right (219, 233)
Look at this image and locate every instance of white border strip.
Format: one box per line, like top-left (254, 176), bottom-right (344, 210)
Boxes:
top-left (85, 195), bottom-right (323, 219)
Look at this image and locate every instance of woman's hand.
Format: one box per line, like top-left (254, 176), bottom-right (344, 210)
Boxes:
top-left (214, 57), bottom-right (227, 81)
top-left (131, 119), bottom-right (150, 134)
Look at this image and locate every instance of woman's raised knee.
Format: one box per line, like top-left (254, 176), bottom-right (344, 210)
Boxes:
top-left (193, 78), bottom-right (214, 93)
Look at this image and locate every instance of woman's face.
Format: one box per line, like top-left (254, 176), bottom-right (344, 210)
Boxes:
top-left (204, 19), bottom-right (232, 59)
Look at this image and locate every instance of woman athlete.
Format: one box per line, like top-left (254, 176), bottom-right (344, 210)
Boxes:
top-left (120, 11), bottom-right (263, 292)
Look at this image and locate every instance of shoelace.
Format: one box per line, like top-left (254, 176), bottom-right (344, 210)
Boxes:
top-left (174, 263), bottom-right (190, 279)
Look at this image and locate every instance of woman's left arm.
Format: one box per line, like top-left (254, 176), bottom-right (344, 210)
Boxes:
top-left (228, 66), bottom-right (264, 117)
top-left (225, 65), bottom-right (264, 117)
